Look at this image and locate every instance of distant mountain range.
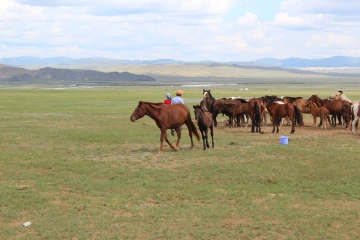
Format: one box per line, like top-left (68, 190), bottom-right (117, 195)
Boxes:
top-left (1, 56), bottom-right (360, 68)
top-left (0, 65), bottom-right (156, 84)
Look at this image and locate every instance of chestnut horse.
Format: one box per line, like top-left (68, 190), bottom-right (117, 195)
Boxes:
top-left (130, 101), bottom-right (200, 153)
top-left (263, 96), bottom-right (303, 134)
top-left (307, 100), bottom-right (331, 129)
top-left (307, 95), bottom-right (351, 128)
top-left (193, 105), bottom-right (214, 150)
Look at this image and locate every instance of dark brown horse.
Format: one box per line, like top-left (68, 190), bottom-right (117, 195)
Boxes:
top-left (248, 97), bottom-right (263, 133)
top-left (130, 101), bottom-right (200, 153)
top-left (202, 89), bottom-right (232, 127)
top-left (193, 105), bottom-right (214, 150)
top-left (307, 95), bottom-right (351, 128)
top-left (263, 96), bottom-right (303, 134)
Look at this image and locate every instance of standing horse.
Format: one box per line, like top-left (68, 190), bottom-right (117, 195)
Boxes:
top-left (202, 89), bottom-right (232, 127)
top-left (263, 96), bottom-right (303, 134)
top-left (307, 100), bottom-right (331, 129)
top-left (130, 101), bottom-right (200, 153)
top-left (248, 97), bottom-right (263, 133)
top-left (193, 105), bottom-right (214, 150)
top-left (351, 102), bottom-right (360, 134)
top-left (307, 95), bottom-right (351, 128)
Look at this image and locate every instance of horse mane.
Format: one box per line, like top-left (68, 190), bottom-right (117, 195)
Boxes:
top-left (283, 96), bottom-right (303, 102)
top-left (234, 98), bottom-right (248, 103)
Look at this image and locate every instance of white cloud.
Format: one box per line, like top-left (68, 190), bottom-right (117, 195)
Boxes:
top-left (234, 12), bottom-right (260, 29)
top-left (0, 0), bottom-right (360, 61)
top-left (273, 12), bottom-right (323, 30)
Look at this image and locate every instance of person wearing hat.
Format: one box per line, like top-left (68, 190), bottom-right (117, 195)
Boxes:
top-left (164, 93), bottom-right (172, 105)
top-left (171, 90), bottom-right (184, 105)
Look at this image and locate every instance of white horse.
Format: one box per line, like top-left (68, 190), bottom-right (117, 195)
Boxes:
top-left (351, 103), bottom-right (359, 134)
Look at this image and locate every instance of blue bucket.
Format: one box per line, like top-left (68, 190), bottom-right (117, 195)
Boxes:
top-left (280, 136), bottom-right (288, 145)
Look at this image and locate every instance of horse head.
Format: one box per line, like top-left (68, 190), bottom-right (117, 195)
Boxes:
top-left (262, 96), bottom-right (274, 107)
top-left (307, 94), bottom-right (321, 105)
top-left (193, 105), bottom-right (202, 120)
top-left (329, 92), bottom-right (342, 101)
top-left (130, 101), bottom-right (146, 122)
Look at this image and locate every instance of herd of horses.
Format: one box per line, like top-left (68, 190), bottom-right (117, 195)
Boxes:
top-left (130, 89), bottom-right (360, 153)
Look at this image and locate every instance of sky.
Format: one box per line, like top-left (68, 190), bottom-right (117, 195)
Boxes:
top-left (1, 0), bottom-right (360, 61)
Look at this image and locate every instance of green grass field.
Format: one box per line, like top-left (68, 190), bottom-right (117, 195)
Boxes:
top-left (1, 86), bottom-right (360, 239)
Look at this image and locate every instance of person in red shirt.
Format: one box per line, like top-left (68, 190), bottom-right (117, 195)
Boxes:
top-left (164, 93), bottom-right (172, 105)
top-left (163, 93), bottom-right (175, 135)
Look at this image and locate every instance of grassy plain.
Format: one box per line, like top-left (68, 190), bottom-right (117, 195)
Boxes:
top-left (1, 85), bottom-right (360, 239)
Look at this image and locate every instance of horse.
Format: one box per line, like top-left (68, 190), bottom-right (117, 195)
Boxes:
top-left (307, 95), bottom-right (351, 128)
top-left (282, 96), bottom-right (311, 115)
top-left (130, 101), bottom-right (200, 153)
top-left (248, 97), bottom-right (263, 133)
top-left (351, 102), bottom-right (360, 134)
top-left (227, 98), bottom-right (249, 127)
top-left (263, 96), bottom-right (303, 134)
top-left (202, 89), bottom-right (233, 127)
top-left (327, 92), bottom-right (352, 126)
top-left (307, 100), bottom-right (332, 129)
top-left (193, 105), bottom-right (214, 150)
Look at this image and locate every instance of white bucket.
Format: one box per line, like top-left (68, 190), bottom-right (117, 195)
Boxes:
top-left (280, 136), bottom-right (288, 145)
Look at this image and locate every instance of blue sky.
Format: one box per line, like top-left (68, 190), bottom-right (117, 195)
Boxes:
top-left (1, 0), bottom-right (360, 61)
top-left (224, 0), bottom-right (283, 22)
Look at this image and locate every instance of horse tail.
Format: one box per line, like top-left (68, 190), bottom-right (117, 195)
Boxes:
top-left (187, 112), bottom-right (200, 141)
top-left (294, 106), bottom-right (304, 126)
top-left (254, 102), bottom-right (261, 126)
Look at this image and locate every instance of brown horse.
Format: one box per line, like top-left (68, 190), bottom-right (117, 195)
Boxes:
top-left (282, 96), bottom-right (311, 114)
top-left (307, 95), bottom-right (351, 128)
top-left (248, 97), bottom-right (263, 133)
top-left (130, 101), bottom-right (200, 153)
top-left (193, 105), bottom-right (214, 150)
top-left (307, 100), bottom-right (331, 129)
top-left (202, 89), bottom-right (233, 127)
top-left (263, 96), bottom-right (303, 134)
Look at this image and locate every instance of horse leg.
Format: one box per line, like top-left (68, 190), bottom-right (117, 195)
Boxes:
top-left (337, 114), bottom-right (342, 125)
top-left (205, 128), bottom-right (210, 149)
top-left (290, 117), bottom-right (295, 134)
top-left (327, 115), bottom-right (332, 128)
top-left (352, 115), bottom-right (359, 134)
top-left (172, 126), bottom-right (182, 150)
top-left (251, 116), bottom-right (255, 133)
top-left (272, 119), bottom-right (275, 133)
top-left (200, 129), bottom-right (206, 150)
top-left (313, 116), bottom-right (316, 128)
top-left (161, 128), bottom-right (177, 152)
top-left (210, 125), bottom-right (214, 148)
